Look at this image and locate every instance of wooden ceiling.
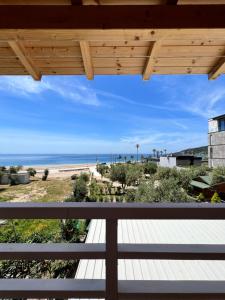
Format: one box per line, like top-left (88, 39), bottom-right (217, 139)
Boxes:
top-left (1, 1), bottom-right (225, 80)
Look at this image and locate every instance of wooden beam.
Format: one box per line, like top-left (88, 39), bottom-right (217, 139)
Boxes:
top-left (80, 41), bottom-right (94, 79)
top-left (1, 5), bottom-right (225, 30)
top-left (209, 57), bottom-right (225, 80)
top-left (143, 41), bottom-right (160, 80)
top-left (71, 0), bottom-right (83, 4)
top-left (8, 40), bottom-right (41, 80)
top-left (166, 0), bottom-right (178, 4)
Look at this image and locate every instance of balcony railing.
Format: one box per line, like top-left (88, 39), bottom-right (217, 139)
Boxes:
top-left (1, 202), bottom-right (225, 299)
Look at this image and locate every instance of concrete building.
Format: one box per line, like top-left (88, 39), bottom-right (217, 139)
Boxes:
top-left (0, 171), bottom-right (30, 185)
top-left (159, 155), bottom-right (202, 168)
top-left (208, 114), bottom-right (225, 168)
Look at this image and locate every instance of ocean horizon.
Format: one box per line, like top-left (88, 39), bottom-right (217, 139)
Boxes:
top-left (0, 154), bottom-right (144, 167)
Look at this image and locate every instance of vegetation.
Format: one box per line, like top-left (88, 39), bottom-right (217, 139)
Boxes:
top-left (212, 167), bottom-right (225, 185)
top-left (110, 164), bottom-right (127, 189)
top-left (73, 177), bottom-right (88, 201)
top-left (42, 168), bottom-right (49, 181)
top-left (97, 164), bottom-right (109, 178)
top-left (27, 167), bottom-right (37, 177)
top-left (197, 192), bottom-right (205, 202)
top-left (1, 161), bottom-right (225, 280)
top-left (143, 162), bottom-right (157, 175)
top-left (0, 173), bottom-right (87, 280)
top-left (211, 192), bottom-right (221, 203)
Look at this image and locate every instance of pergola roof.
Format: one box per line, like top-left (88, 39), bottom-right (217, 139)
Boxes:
top-left (1, 1), bottom-right (225, 80)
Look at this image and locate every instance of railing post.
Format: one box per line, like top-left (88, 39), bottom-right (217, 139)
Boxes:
top-left (106, 219), bottom-right (118, 300)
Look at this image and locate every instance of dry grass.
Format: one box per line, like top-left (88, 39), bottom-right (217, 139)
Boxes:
top-left (0, 177), bottom-right (72, 203)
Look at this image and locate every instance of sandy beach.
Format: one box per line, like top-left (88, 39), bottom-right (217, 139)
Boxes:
top-left (23, 163), bottom-right (97, 179)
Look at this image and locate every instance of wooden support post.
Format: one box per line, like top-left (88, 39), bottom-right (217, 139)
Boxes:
top-left (8, 40), bottom-right (41, 81)
top-left (143, 41), bottom-right (161, 80)
top-left (209, 58), bottom-right (225, 80)
top-left (80, 41), bottom-right (94, 80)
top-left (106, 219), bottom-right (118, 300)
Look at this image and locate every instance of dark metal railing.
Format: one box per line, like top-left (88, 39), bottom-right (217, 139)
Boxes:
top-left (1, 202), bottom-right (225, 299)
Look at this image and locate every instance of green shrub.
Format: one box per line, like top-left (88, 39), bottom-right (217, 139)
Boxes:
top-left (80, 173), bottom-right (90, 183)
top-left (211, 192), bottom-right (221, 203)
top-left (212, 167), bottom-right (225, 185)
top-left (42, 175), bottom-right (48, 181)
top-left (73, 178), bottom-right (88, 201)
top-left (125, 189), bottom-right (136, 202)
top-left (9, 166), bottom-right (18, 174)
top-left (143, 162), bottom-right (157, 175)
top-left (71, 174), bottom-right (78, 180)
top-left (197, 192), bottom-right (205, 202)
top-left (27, 168), bottom-right (37, 177)
top-left (97, 164), bottom-right (109, 177)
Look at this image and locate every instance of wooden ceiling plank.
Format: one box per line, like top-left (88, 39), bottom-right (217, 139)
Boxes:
top-left (143, 41), bottom-right (160, 80)
top-left (8, 40), bottom-right (41, 80)
top-left (209, 57), bottom-right (225, 79)
top-left (80, 41), bottom-right (94, 79)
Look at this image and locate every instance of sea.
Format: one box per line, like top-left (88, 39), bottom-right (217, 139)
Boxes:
top-left (0, 154), bottom-right (140, 167)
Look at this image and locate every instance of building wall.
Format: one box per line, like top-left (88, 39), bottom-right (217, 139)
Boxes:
top-left (159, 157), bottom-right (177, 168)
top-left (208, 129), bottom-right (225, 168)
top-left (0, 173), bottom-right (30, 185)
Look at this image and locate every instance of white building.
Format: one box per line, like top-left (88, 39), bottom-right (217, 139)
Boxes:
top-left (159, 155), bottom-right (202, 168)
top-left (208, 114), bottom-right (225, 168)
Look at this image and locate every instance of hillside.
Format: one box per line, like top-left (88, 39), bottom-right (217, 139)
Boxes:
top-left (174, 146), bottom-right (208, 158)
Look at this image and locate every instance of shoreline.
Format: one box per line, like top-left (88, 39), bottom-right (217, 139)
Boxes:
top-left (22, 163), bottom-right (97, 170)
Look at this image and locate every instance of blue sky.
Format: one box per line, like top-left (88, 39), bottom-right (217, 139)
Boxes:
top-left (0, 74), bottom-right (225, 154)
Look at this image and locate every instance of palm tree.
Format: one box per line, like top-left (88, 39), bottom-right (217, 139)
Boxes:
top-left (136, 144), bottom-right (140, 162)
top-left (152, 149), bottom-right (156, 157)
top-left (160, 150), bottom-right (163, 157)
top-left (164, 149), bottom-right (167, 156)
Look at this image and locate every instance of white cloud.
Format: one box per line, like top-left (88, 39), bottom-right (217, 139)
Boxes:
top-left (0, 76), bottom-right (101, 106)
top-left (120, 131), bottom-right (207, 152)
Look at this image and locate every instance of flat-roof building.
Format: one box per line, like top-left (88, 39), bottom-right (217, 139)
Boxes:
top-left (208, 114), bottom-right (225, 168)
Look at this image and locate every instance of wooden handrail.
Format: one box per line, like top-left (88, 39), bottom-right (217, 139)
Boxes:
top-left (1, 202), bottom-right (225, 300)
top-left (1, 202), bottom-right (225, 219)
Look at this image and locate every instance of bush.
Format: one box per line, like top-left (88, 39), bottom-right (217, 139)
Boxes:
top-left (126, 164), bottom-right (143, 186)
top-left (71, 174), bottom-right (78, 181)
top-left (42, 175), bottom-right (48, 181)
top-left (42, 169), bottom-right (49, 181)
top-left (61, 219), bottom-right (86, 242)
top-left (97, 164), bottom-right (109, 177)
top-left (125, 189), bottom-right (136, 202)
top-left (135, 177), bottom-right (190, 203)
top-left (89, 181), bottom-right (101, 202)
top-left (79, 173), bottom-right (90, 183)
top-left (212, 167), bottom-right (225, 185)
top-left (197, 192), bottom-right (205, 202)
top-left (143, 162), bottom-right (157, 175)
top-left (27, 168), bottom-right (37, 177)
top-left (73, 178), bottom-right (88, 201)
top-left (110, 164), bottom-right (127, 188)
top-left (9, 166), bottom-right (18, 174)
top-left (211, 192), bottom-right (221, 203)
